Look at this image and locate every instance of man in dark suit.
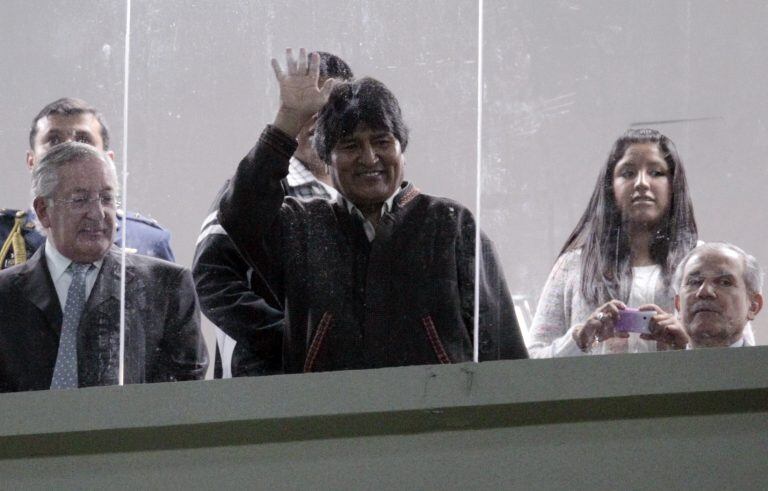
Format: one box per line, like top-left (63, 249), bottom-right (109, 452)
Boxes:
top-left (0, 142), bottom-right (207, 392)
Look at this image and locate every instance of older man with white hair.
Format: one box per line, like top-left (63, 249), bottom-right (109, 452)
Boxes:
top-left (672, 242), bottom-right (763, 348)
top-left (640, 243), bottom-right (762, 349)
top-left (0, 142), bottom-right (207, 393)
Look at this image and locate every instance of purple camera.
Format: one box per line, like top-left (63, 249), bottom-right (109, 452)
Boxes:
top-left (614, 308), bottom-right (652, 334)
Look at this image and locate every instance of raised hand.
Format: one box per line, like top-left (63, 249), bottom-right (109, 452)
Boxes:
top-left (271, 48), bottom-right (337, 138)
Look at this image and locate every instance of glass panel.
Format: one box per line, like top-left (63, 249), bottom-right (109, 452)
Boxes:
top-left (130, 0), bottom-right (482, 376)
top-left (481, 0), bottom-right (768, 358)
top-left (0, 1), bottom-right (130, 391)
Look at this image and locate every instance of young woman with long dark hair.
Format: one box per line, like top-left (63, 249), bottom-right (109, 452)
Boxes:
top-left (528, 128), bottom-right (698, 357)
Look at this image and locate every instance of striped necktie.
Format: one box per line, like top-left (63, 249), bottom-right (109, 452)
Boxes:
top-left (51, 262), bottom-right (91, 390)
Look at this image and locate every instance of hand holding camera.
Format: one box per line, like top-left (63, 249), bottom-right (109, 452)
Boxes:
top-left (574, 300), bottom-right (629, 351)
top-left (637, 304), bottom-right (690, 350)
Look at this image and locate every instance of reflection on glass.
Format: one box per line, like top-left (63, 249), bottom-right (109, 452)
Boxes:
top-left (481, 1), bottom-right (768, 356)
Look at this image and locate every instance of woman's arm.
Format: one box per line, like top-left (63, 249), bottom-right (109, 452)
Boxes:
top-left (527, 252), bottom-right (585, 358)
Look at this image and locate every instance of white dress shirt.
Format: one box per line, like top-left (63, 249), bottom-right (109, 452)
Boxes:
top-left (44, 240), bottom-right (103, 309)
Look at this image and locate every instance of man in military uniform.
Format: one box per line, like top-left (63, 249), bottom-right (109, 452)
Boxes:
top-left (0, 98), bottom-right (174, 270)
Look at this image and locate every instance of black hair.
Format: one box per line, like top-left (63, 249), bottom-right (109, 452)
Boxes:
top-left (29, 97), bottom-right (110, 150)
top-left (316, 51), bottom-right (354, 81)
top-left (560, 128), bottom-right (698, 305)
top-left (314, 77), bottom-right (409, 163)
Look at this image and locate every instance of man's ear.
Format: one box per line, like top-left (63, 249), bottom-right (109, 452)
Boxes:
top-left (747, 293), bottom-right (763, 320)
top-left (26, 150), bottom-right (35, 171)
top-left (33, 197), bottom-right (51, 229)
top-left (106, 150), bottom-right (115, 160)
top-left (674, 294), bottom-right (681, 314)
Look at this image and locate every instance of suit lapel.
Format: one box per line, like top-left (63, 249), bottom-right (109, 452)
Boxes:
top-left (78, 247), bottom-right (136, 387)
top-left (82, 247), bottom-right (138, 312)
top-left (83, 248), bottom-right (121, 314)
top-left (14, 244), bottom-right (62, 336)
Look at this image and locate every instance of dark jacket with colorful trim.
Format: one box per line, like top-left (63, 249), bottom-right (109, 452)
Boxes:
top-left (219, 125), bottom-right (527, 373)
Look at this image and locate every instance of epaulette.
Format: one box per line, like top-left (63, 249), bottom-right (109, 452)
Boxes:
top-left (1, 209), bottom-right (37, 231)
top-left (0, 208), bottom-right (23, 219)
top-left (0, 209), bottom-right (32, 268)
top-left (1, 209), bottom-right (36, 229)
top-left (116, 209), bottom-right (165, 231)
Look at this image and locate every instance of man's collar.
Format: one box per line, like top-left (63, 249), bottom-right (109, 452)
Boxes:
top-left (337, 184), bottom-right (403, 221)
top-left (286, 158), bottom-right (338, 199)
top-left (687, 334), bottom-right (746, 349)
top-left (729, 336), bottom-right (746, 348)
top-left (44, 239), bottom-right (104, 281)
top-left (44, 239), bottom-right (71, 283)
top-left (286, 157), bottom-right (316, 187)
